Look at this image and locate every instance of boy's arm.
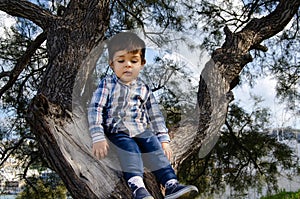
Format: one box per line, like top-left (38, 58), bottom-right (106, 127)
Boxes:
top-left (146, 92), bottom-right (170, 143)
top-left (88, 79), bottom-right (110, 159)
top-left (88, 79), bottom-right (109, 144)
top-left (145, 92), bottom-right (173, 160)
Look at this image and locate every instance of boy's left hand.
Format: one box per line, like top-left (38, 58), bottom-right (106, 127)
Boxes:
top-left (161, 142), bottom-right (172, 161)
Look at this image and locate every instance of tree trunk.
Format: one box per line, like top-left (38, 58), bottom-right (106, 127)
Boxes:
top-left (0, 0), bottom-right (299, 198)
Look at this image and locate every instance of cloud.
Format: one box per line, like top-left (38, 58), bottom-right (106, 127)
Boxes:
top-left (233, 76), bottom-right (299, 129)
top-left (0, 11), bottom-right (16, 37)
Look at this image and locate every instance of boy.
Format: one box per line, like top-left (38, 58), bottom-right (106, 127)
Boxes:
top-left (88, 32), bottom-right (198, 199)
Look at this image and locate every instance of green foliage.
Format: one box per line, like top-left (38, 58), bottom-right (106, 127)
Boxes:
top-left (0, 15), bottom-right (47, 187)
top-left (16, 176), bottom-right (67, 199)
top-left (177, 100), bottom-right (298, 197)
top-left (261, 189), bottom-right (300, 199)
top-left (107, 0), bottom-right (185, 37)
top-left (141, 52), bottom-right (198, 128)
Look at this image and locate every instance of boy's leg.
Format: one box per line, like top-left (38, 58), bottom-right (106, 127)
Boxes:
top-left (135, 131), bottom-right (198, 199)
top-left (106, 132), bottom-right (143, 180)
top-left (134, 131), bottom-right (177, 185)
top-left (128, 176), bottom-right (154, 199)
top-left (106, 132), bottom-right (154, 199)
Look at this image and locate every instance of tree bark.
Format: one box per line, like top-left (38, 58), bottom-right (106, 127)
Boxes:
top-left (0, 0), bottom-right (54, 29)
top-left (0, 0), bottom-right (299, 198)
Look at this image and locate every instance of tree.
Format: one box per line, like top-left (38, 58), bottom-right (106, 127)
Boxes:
top-left (178, 100), bottom-right (298, 197)
top-left (17, 176), bottom-right (67, 199)
top-left (0, 0), bottom-right (299, 198)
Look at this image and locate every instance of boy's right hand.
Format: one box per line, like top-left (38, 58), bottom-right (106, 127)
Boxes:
top-left (92, 140), bottom-right (109, 159)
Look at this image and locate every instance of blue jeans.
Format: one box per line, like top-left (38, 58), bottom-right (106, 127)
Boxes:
top-left (106, 130), bottom-right (177, 185)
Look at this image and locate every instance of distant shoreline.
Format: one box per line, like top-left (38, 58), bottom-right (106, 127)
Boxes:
top-left (0, 195), bottom-right (16, 199)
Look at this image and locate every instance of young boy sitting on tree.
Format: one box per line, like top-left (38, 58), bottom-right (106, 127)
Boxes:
top-left (88, 32), bottom-right (198, 199)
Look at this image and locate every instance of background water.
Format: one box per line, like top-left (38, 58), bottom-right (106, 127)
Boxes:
top-left (0, 195), bottom-right (16, 199)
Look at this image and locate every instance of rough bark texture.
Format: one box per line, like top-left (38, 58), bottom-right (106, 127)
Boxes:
top-left (0, 0), bottom-right (299, 198)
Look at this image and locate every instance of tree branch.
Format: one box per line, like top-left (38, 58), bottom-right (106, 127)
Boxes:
top-left (0, 71), bottom-right (11, 78)
top-left (244, 0), bottom-right (300, 43)
top-left (0, 0), bottom-right (54, 29)
top-left (0, 31), bottom-right (47, 99)
top-left (0, 135), bottom-right (33, 167)
top-left (22, 155), bottom-right (40, 196)
top-left (224, 120), bottom-right (263, 175)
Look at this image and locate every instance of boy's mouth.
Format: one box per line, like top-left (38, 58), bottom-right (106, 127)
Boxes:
top-left (123, 71), bottom-right (132, 75)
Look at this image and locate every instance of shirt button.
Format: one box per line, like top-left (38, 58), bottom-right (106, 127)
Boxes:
top-left (119, 111), bottom-right (125, 118)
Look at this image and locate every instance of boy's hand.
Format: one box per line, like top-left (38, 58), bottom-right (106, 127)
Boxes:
top-left (161, 142), bottom-right (172, 161)
top-left (92, 140), bottom-right (109, 159)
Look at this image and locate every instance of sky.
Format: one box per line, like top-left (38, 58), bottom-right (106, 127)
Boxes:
top-left (0, 11), bottom-right (16, 37)
top-left (234, 75), bottom-right (300, 129)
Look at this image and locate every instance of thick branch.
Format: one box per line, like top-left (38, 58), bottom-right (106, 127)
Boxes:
top-left (0, 32), bottom-right (47, 99)
top-left (38, 0), bottom-right (111, 109)
top-left (217, 0), bottom-right (300, 85)
top-left (174, 0), bottom-right (300, 170)
top-left (244, 0), bottom-right (300, 42)
top-left (0, 0), bottom-right (54, 29)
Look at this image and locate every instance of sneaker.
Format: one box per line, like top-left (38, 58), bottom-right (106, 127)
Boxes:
top-left (165, 183), bottom-right (198, 199)
top-left (133, 187), bottom-right (154, 199)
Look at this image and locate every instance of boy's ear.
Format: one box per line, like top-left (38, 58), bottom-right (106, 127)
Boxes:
top-left (109, 60), bottom-right (114, 67)
top-left (141, 59), bottom-right (146, 66)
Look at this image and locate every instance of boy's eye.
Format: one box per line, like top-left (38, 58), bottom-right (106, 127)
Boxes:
top-left (116, 60), bottom-right (139, 63)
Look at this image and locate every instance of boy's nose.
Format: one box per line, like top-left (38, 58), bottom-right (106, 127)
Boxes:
top-left (125, 61), bottom-right (133, 68)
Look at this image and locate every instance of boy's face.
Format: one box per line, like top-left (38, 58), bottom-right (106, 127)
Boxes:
top-left (110, 50), bottom-right (145, 85)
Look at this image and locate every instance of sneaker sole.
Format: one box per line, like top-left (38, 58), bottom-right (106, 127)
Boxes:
top-left (164, 185), bottom-right (198, 199)
top-left (142, 197), bottom-right (154, 199)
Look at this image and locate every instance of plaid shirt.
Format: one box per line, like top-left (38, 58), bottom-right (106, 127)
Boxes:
top-left (88, 74), bottom-right (170, 144)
